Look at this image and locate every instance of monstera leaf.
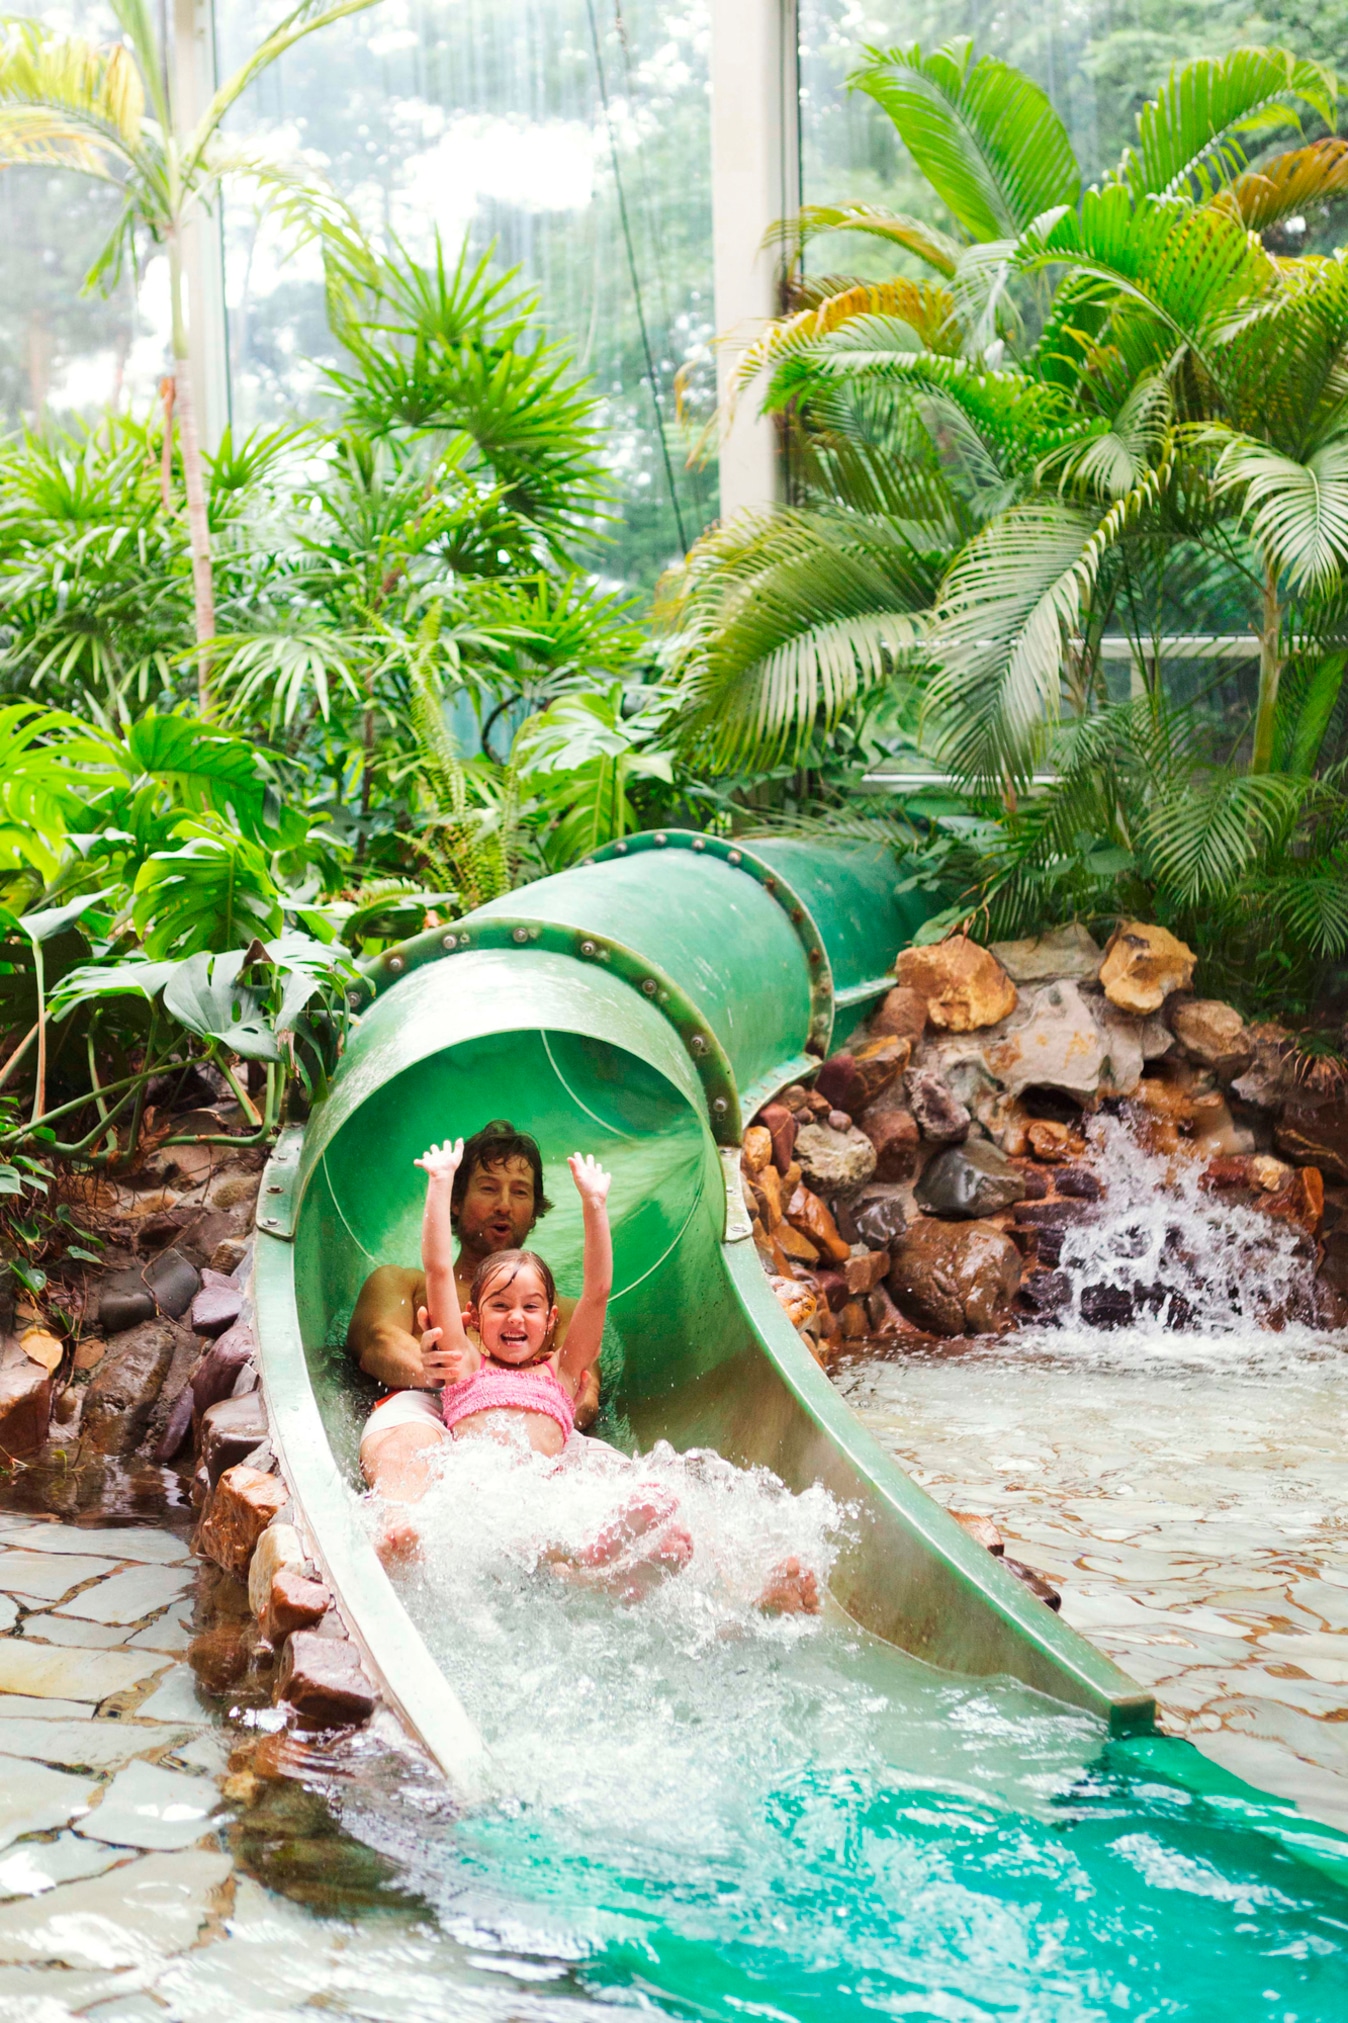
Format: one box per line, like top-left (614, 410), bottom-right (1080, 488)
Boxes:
top-left (162, 949), bottom-right (279, 1061)
top-left (131, 816), bottom-right (283, 957)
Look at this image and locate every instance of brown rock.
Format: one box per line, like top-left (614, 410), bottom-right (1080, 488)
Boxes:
top-left (188, 1621), bottom-right (259, 1696)
top-left (190, 1320), bottom-right (257, 1433)
top-left (754, 1226), bottom-right (794, 1277)
top-left (839, 1300), bottom-right (869, 1341)
top-left (894, 936), bottom-right (1017, 1033)
top-left (208, 1238), bottom-right (249, 1275)
top-left (1025, 1120), bottom-right (1081, 1163)
top-left (1169, 998), bottom-right (1251, 1077)
top-left (816, 1036), bottom-right (910, 1117)
top-left (741, 1125), bottom-right (773, 1175)
top-left (1099, 921), bottom-right (1195, 1015)
top-left (785, 1186), bottom-right (851, 1266)
top-left (1261, 1163), bottom-right (1323, 1237)
top-left (904, 1066), bottom-right (971, 1144)
top-left (0, 1344), bottom-right (52, 1456)
top-left (886, 1218), bottom-right (1022, 1336)
top-left (813, 1268), bottom-right (849, 1313)
top-left (1276, 1095), bottom-right (1348, 1182)
top-left (757, 1103), bottom-right (798, 1175)
top-left (201, 1393), bottom-right (269, 1488)
top-left (858, 1103), bottom-right (920, 1181)
top-left (844, 1249), bottom-right (890, 1296)
top-left (769, 1276), bottom-right (817, 1331)
top-left (1250, 1154), bottom-right (1292, 1192)
top-left (196, 1463), bottom-right (286, 1580)
top-left (190, 1270), bottom-right (243, 1339)
top-left (1002, 1559), bottom-right (1062, 1610)
top-left (276, 1628), bottom-right (375, 1729)
top-left (80, 1318), bottom-right (181, 1455)
top-left (264, 1569), bottom-right (331, 1643)
top-left (754, 1161), bottom-right (784, 1226)
top-left (952, 1511), bottom-right (1004, 1555)
top-left (73, 1337), bottom-right (107, 1372)
top-left (870, 985), bottom-right (928, 1045)
top-left (864, 1282), bottom-right (906, 1334)
top-left (780, 1084), bottom-right (812, 1114)
top-left (776, 1221), bottom-right (820, 1265)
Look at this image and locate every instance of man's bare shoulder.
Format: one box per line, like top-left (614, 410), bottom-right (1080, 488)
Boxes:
top-left (347, 1265), bottom-right (425, 1344)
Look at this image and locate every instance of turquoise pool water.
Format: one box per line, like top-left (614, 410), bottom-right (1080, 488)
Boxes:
top-left (378, 1436), bottom-right (1348, 2022)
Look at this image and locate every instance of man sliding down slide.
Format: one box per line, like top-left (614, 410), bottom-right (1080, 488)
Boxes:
top-left (347, 1120), bottom-right (599, 1502)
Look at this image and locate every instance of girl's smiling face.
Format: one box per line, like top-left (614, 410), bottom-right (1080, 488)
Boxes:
top-left (469, 1259), bottom-right (557, 1364)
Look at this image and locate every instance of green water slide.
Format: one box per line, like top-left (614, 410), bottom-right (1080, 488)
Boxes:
top-left (251, 831), bottom-right (1348, 1890)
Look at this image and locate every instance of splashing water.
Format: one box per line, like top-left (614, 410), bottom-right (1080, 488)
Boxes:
top-left (356, 1426), bottom-right (1348, 2021)
top-left (1022, 1114), bottom-right (1332, 1371)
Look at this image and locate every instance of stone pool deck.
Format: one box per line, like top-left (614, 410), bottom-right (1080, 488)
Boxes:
top-left (0, 1509), bottom-right (501, 2017)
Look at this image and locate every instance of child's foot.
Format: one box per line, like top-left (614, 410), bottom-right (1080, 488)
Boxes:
top-left (611, 1522), bottom-right (694, 1603)
top-left (376, 1515), bottom-right (421, 1567)
top-left (576, 1486), bottom-right (679, 1567)
top-left (758, 1556), bottom-right (821, 1616)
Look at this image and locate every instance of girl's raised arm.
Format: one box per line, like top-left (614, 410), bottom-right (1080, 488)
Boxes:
top-left (557, 1153), bottom-right (612, 1389)
top-left (414, 1141), bottom-right (474, 1369)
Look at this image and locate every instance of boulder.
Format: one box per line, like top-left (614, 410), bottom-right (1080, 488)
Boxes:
top-left (784, 1186), bottom-right (851, 1265)
top-left (80, 1318), bottom-right (181, 1455)
top-left (904, 1066), bottom-right (971, 1144)
top-left (190, 1319), bottom-right (257, 1432)
top-left (97, 1247), bottom-right (201, 1335)
top-left (816, 1036), bottom-right (910, 1117)
top-left (201, 1392), bottom-right (269, 1489)
top-left (793, 1121), bottom-right (877, 1196)
top-left (1095, 1004), bottom-right (1146, 1097)
top-left (857, 1102), bottom-right (919, 1180)
top-left (0, 1342), bottom-right (52, 1456)
top-left (989, 923), bottom-right (1103, 984)
top-left (915, 1138), bottom-right (1028, 1220)
top-left (1169, 998), bottom-right (1251, 1078)
top-left (756, 1102), bottom-right (798, 1175)
top-left (834, 1183), bottom-right (908, 1252)
top-left (1098, 921), bottom-right (1195, 1015)
top-left (839, 1300), bottom-right (870, 1342)
top-left (894, 936), bottom-right (1017, 1032)
top-left (1231, 1024), bottom-right (1294, 1110)
top-left (982, 981), bottom-right (1107, 1102)
top-left (208, 1238), bottom-right (249, 1276)
top-left (1276, 1096), bottom-right (1348, 1182)
top-left (196, 1463), bottom-right (286, 1580)
top-left (263, 1569), bottom-right (331, 1645)
top-left (276, 1629), bottom-right (375, 1729)
top-left (190, 1270), bottom-right (244, 1339)
top-left (769, 1276), bottom-right (817, 1331)
top-left (741, 1125), bottom-right (773, 1175)
top-left (248, 1521), bottom-right (306, 1618)
top-left (1025, 1120), bottom-right (1080, 1163)
top-left (869, 985), bottom-right (929, 1045)
top-left (844, 1248), bottom-right (890, 1296)
top-left (886, 1218), bottom-right (1022, 1336)
top-left (775, 1221), bottom-right (819, 1265)
top-left (813, 1269), bottom-right (849, 1314)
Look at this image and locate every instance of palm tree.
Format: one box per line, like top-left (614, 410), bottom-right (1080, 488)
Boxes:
top-left (0, 0), bottom-right (381, 708)
top-left (667, 41), bottom-right (1348, 793)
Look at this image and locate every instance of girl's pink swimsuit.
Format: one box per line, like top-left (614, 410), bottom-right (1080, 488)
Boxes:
top-left (441, 1360), bottom-right (575, 1442)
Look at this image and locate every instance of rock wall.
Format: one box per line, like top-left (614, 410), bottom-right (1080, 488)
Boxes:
top-left (744, 922), bottom-right (1347, 1357)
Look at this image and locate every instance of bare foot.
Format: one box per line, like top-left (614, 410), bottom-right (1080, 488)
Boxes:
top-left (549, 1518), bottom-right (694, 1603)
top-left (758, 1556), bottom-right (821, 1616)
top-left (376, 1515), bottom-right (421, 1567)
top-left (575, 1486), bottom-right (679, 1567)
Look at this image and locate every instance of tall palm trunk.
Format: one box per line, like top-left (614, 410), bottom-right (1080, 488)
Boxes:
top-left (168, 226), bottom-right (215, 714)
top-left (1250, 558), bottom-right (1282, 774)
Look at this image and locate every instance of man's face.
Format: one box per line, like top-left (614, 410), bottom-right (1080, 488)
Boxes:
top-left (457, 1154), bottom-right (537, 1255)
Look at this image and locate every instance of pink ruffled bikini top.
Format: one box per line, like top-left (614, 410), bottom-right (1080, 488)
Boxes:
top-left (441, 1359), bottom-right (575, 1441)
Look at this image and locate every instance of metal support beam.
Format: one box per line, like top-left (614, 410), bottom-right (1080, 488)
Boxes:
top-left (710, 0), bottom-right (798, 521)
top-left (172, 0), bottom-right (230, 449)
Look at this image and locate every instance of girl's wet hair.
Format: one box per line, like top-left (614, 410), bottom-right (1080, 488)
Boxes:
top-left (469, 1247), bottom-right (557, 1312)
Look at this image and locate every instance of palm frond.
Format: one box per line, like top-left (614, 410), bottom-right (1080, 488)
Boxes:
top-left (1117, 46), bottom-right (1335, 202)
top-left (0, 21), bottom-right (145, 174)
top-left (1227, 138), bottom-right (1348, 231)
top-left (1211, 430), bottom-right (1348, 592)
top-left (733, 280), bottom-right (958, 405)
top-left (766, 203), bottom-right (961, 276)
top-left (853, 37), bottom-right (1079, 243)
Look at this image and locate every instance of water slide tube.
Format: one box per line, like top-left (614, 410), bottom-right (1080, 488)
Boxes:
top-left (251, 832), bottom-right (1348, 1889)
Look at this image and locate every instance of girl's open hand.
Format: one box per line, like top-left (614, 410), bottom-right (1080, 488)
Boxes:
top-left (568, 1152), bottom-right (611, 1207)
top-left (417, 1305), bottom-right (470, 1388)
top-left (415, 1138), bottom-right (463, 1184)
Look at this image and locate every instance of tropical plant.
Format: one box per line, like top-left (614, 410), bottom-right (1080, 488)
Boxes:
top-left (668, 40), bottom-right (1348, 790)
top-left (0, 0), bottom-right (381, 696)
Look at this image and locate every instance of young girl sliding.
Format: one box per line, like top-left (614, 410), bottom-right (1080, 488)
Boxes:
top-left (377, 1137), bottom-right (820, 1613)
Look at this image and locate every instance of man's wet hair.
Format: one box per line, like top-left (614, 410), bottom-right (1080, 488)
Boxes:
top-left (451, 1119), bottom-right (552, 1228)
